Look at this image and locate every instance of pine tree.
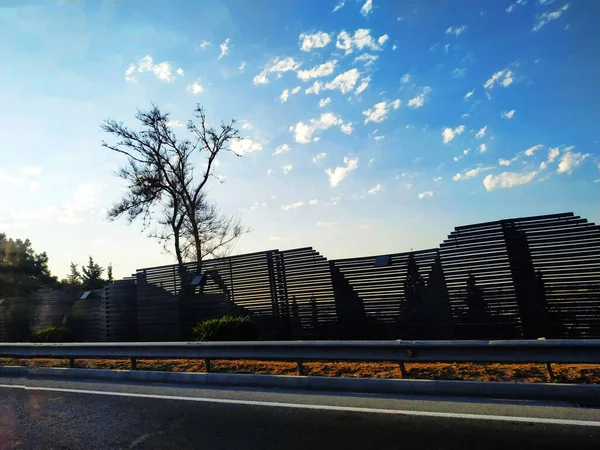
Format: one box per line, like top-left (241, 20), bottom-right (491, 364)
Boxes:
top-left (81, 256), bottom-right (105, 290)
top-left (107, 263), bottom-right (113, 283)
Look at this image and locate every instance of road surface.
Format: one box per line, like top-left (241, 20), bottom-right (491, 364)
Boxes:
top-left (1, 376), bottom-right (599, 449)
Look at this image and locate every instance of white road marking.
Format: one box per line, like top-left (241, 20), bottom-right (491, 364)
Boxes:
top-left (0, 383), bottom-right (598, 427)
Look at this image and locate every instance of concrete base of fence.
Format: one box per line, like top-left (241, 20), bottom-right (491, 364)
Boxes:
top-left (1, 366), bottom-right (599, 405)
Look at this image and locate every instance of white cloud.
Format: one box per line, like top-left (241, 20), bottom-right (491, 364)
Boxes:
top-left (0, 169), bottom-right (24, 187)
top-left (267, 169), bottom-right (273, 176)
top-left (453, 166), bottom-right (491, 181)
top-left (360, 0), bottom-right (373, 16)
top-left (433, 177), bottom-right (442, 182)
top-left (273, 144), bottom-right (290, 155)
top-left (319, 97), bottom-right (331, 107)
top-left (483, 171), bottom-right (537, 191)
top-left (298, 60), bottom-right (337, 81)
top-left (484, 69), bottom-right (514, 89)
top-left (299, 31), bottom-right (331, 51)
top-left (241, 120), bottom-right (253, 130)
top-left (176, 68), bottom-right (184, 76)
top-left (418, 191), bottom-right (433, 199)
top-left (324, 68), bottom-right (360, 94)
top-left (218, 38), bottom-right (230, 59)
top-left (290, 113), bottom-right (345, 143)
top-left (557, 150), bottom-right (589, 174)
top-left (374, 135), bottom-right (385, 141)
top-left (282, 165), bottom-right (293, 174)
top-left (308, 199), bottom-right (319, 206)
top-left (540, 147), bottom-right (561, 170)
top-left (378, 34), bottom-right (389, 46)
top-left (501, 109), bottom-right (516, 119)
top-left (407, 86), bottom-right (432, 108)
top-left (355, 76), bottom-right (370, 95)
top-left (340, 122), bottom-right (353, 134)
top-left (325, 157), bottom-right (358, 187)
top-left (475, 126), bottom-right (487, 139)
top-left (392, 44), bottom-right (397, 50)
top-left (280, 89), bottom-right (289, 103)
top-left (362, 99), bottom-right (400, 124)
top-left (313, 153), bottom-right (326, 164)
top-left (445, 25), bottom-right (467, 36)
top-left (464, 89), bottom-right (474, 99)
top-left (305, 80), bottom-right (323, 95)
top-left (125, 55), bottom-right (182, 83)
top-left (269, 236), bottom-right (282, 242)
top-left (187, 81), bottom-right (204, 95)
top-left (499, 159), bottom-right (512, 166)
top-left (335, 29), bottom-right (387, 55)
top-left (525, 144), bottom-right (543, 156)
top-left (253, 57), bottom-right (302, 85)
top-left (22, 166), bottom-right (42, 176)
top-left (368, 157), bottom-right (375, 167)
top-left (400, 73), bottom-right (411, 84)
top-left (353, 53), bottom-right (379, 67)
top-left (533, 3), bottom-right (570, 32)
top-left (281, 200), bottom-right (304, 211)
top-left (291, 86), bottom-right (301, 95)
top-left (165, 120), bottom-right (184, 128)
top-left (333, 0), bottom-right (345, 12)
top-left (239, 61), bottom-right (246, 72)
top-left (317, 221), bottom-right (337, 227)
top-left (367, 184), bottom-right (381, 195)
top-left (479, 143), bottom-right (487, 153)
top-left (442, 125), bottom-right (466, 143)
top-left (506, 4), bottom-right (515, 12)
top-left (231, 138), bottom-right (264, 155)
top-left (198, 40), bottom-right (210, 50)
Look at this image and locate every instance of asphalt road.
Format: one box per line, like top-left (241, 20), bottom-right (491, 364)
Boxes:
top-left (1, 377), bottom-right (600, 449)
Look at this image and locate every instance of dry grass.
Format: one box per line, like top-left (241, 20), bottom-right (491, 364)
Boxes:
top-left (1, 357), bottom-right (599, 384)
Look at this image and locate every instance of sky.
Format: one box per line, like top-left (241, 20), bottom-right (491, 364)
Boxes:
top-left (1, 0), bottom-right (599, 280)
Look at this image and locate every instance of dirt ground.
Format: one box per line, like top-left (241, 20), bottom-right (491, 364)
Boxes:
top-left (1, 357), bottom-right (599, 383)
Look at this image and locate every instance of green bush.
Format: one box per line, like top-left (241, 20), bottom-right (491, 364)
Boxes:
top-left (192, 315), bottom-right (258, 342)
top-left (31, 326), bottom-right (76, 343)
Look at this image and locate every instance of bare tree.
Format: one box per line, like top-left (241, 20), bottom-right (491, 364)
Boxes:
top-left (101, 103), bottom-right (247, 278)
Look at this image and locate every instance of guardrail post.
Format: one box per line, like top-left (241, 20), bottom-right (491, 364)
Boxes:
top-left (296, 360), bottom-right (304, 376)
top-left (399, 362), bottom-right (407, 378)
top-left (130, 357), bottom-right (137, 371)
top-left (546, 363), bottom-right (555, 382)
top-left (205, 358), bottom-right (211, 373)
top-left (69, 358), bottom-right (75, 369)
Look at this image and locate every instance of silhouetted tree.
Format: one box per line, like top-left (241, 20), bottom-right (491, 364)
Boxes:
top-left (107, 263), bottom-right (114, 283)
top-left (0, 233), bottom-right (57, 297)
top-left (465, 272), bottom-right (485, 317)
top-left (81, 256), bottom-right (105, 290)
top-left (101, 104), bottom-right (248, 278)
top-left (402, 254), bottom-right (426, 325)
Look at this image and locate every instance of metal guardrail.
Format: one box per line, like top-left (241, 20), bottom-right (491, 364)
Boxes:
top-left (1, 339), bottom-right (599, 378)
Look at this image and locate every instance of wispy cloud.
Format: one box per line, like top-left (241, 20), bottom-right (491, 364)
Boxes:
top-left (525, 144), bottom-right (544, 156)
top-left (442, 125), bottom-right (466, 143)
top-left (273, 144), bottom-right (290, 155)
top-left (533, 3), bottom-right (570, 32)
top-left (367, 183), bottom-right (381, 195)
top-left (453, 166), bottom-right (492, 181)
top-left (418, 191), bottom-right (433, 199)
top-left (325, 157), bottom-right (358, 187)
top-left (483, 171), bottom-right (537, 191)
top-left (501, 110), bottom-right (516, 119)
top-left (319, 97), bottom-right (331, 107)
top-left (445, 25), bottom-right (467, 36)
top-left (231, 138), bottom-right (264, 155)
top-left (290, 113), bottom-right (345, 143)
top-left (332, 0), bottom-right (345, 12)
top-left (475, 126), bottom-right (487, 139)
top-left (324, 68), bottom-right (360, 93)
top-left (464, 89), bottom-right (474, 99)
top-left (557, 150), bottom-right (589, 174)
top-left (360, 0), bottom-right (373, 16)
top-left (253, 57), bottom-right (302, 85)
top-left (281, 200), bottom-right (304, 211)
top-left (313, 153), bottom-right (326, 165)
top-left (186, 81), bottom-right (203, 95)
top-left (282, 164), bottom-right (293, 174)
top-left (298, 60), bottom-right (337, 81)
top-left (484, 69), bottom-right (514, 90)
top-left (407, 86), bottom-right (432, 108)
top-left (218, 38), bottom-right (231, 59)
top-left (299, 31), bottom-right (331, 51)
top-left (363, 99), bottom-right (401, 124)
top-left (336, 29), bottom-right (387, 55)
top-left (124, 55), bottom-right (183, 83)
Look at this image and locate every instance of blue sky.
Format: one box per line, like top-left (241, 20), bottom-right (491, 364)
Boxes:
top-left (1, 0), bottom-right (599, 279)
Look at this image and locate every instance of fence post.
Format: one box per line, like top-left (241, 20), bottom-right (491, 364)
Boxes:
top-left (296, 360), bottom-right (304, 376)
top-left (399, 362), bottom-right (407, 378)
top-left (546, 362), bottom-right (555, 382)
top-left (205, 358), bottom-right (212, 373)
top-left (131, 357), bottom-right (137, 371)
top-left (69, 358), bottom-right (75, 369)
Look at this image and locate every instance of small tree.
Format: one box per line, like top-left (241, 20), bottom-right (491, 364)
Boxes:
top-left (101, 104), bottom-right (248, 281)
top-left (107, 263), bottom-right (114, 283)
top-left (81, 256), bottom-right (105, 290)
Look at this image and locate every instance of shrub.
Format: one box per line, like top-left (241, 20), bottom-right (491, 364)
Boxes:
top-left (31, 326), bottom-right (76, 343)
top-left (192, 315), bottom-right (258, 342)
